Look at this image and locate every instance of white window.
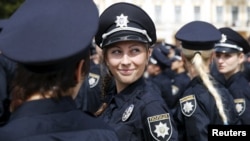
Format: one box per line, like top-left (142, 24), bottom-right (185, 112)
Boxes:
top-left (194, 6), bottom-right (200, 20)
top-left (231, 6), bottom-right (239, 26)
top-left (216, 6), bottom-right (223, 23)
top-left (175, 6), bottom-right (181, 23)
top-left (155, 5), bottom-right (162, 24)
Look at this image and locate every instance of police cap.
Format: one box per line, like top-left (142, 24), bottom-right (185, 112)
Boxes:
top-left (175, 21), bottom-right (221, 50)
top-left (149, 48), bottom-right (171, 70)
top-left (158, 44), bottom-right (170, 56)
top-left (95, 2), bottom-right (156, 48)
top-left (0, 0), bottom-right (99, 73)
top-left (171, 48), bottom-right (182, 62)
top-left (214, 27), bottom-right (250, 54)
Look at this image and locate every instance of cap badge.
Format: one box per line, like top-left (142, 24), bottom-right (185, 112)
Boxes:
top-left (220, 34), bottom-right (227, 43)
top-left (122, 104), bottom-right (134, 121)
top-left (115, 13), bottom-right (129, 28)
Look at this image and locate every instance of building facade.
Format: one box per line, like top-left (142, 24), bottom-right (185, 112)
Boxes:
top-left (94, 0), bottom-right (250, 44)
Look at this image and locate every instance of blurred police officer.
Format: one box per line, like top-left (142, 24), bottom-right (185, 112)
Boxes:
top-left (94, 2), bottom-right (178, 141)
top-left (75, 42), bottom-right (102, 114)
top-left (146, 47), bottom-right (174, 109)
top-left (0, 0), bottom-right (119, 140)
top-left (170, 48), bottom-right (190, 114)
top-left (214, 27), bottom-right (250, 124)
top-left (174, 21), bottom-right (239, 141)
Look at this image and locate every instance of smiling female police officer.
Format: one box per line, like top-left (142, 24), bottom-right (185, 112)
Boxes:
top-left (94, 2), bottom-right (178, 141)
top-left (0, 0), bottom-right (119, 141)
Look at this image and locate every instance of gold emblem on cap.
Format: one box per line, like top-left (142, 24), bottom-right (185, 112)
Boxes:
top-left (115, 13), bottom-right (129, 28)
top-left (220, 34), bottom-right (227, 43)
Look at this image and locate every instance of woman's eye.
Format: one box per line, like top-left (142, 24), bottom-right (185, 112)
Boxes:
top-left (111, 50), bottom-right (121, 54)
top-left (131, 48), bottom-right (140, 53)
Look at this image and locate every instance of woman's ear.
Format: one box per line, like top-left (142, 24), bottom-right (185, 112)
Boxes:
top-left (75, 59), bottom-right (85, 83)
top-left (239, 52), bottom-right (245, 64)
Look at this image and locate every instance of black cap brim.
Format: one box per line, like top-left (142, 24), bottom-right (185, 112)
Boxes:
top-left (214, 46), bottom-right (240, 53)
top-left (101, 30), bottom-right (148, 47)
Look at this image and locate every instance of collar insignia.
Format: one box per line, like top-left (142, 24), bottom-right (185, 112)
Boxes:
top-left (115, 13), bottom-right (129, 28)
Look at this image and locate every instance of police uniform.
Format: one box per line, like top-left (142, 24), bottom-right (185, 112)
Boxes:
top-left (0, 0), bottom-right (119, 141)
top-left (174, 21), bottom-right (239, 141)
top-left (169, 49), bottom-right (191, 113)
top-left (214, 27), bottom-right (250, 124)
top-left (147, 47), bottom-right (175, 109)
top-left (95, 2), bottom-right (178, 141)
top-left (75, 43), bottom-right (102, 114)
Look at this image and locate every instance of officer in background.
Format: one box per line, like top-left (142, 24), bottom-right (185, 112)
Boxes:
top-left (169, 48), bottom-right (190, 114)
top-left (174, 21), bottom-right (239, 141)
top-left (0, 19), bottom-right (16, 126)
top-left (214, 27), bottom-right (250, 124)
top-left (94, 2), bottom-right (178, 141)
top-left (75, 42), bottom-right (102, 114)
top-left (146, 47), bottom-right (174, 110)
top-left (0, 0), bottom-right (119, 140)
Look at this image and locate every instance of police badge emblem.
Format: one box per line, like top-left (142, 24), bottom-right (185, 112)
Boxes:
top-left (234, 98), bottom-right (246, 116)
top-left (180, 95), bottom-right (197, 117)
top-left (88, 73), bottom-right (100, 88)
top-left (220, 34), bottom-right (227, 43)
top-left (122, 104), bottom-right (134, 121)
top-left (147, 113), bottom-right (172, 141)
top-left (115, 13), bottom-right (129, 28)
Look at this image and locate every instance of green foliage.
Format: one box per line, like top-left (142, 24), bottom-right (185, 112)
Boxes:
top-left (0, 0), bottom-right (25, 19)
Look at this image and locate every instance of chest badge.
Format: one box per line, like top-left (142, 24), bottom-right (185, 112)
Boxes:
top-left (122, 104), bottom-right (134, 122)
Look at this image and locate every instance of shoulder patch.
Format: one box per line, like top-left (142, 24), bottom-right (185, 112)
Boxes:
top-left (234, 98), bottom-right (245, 116)
top-left (179, 95), bottom-right (197, 117)
top-left (88, 72), bottom-right (100, 88)
top-left (147, 113), bottom-right (172, 141)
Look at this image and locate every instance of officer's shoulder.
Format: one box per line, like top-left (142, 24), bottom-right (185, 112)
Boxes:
top-left (137, 85), bottom-right (165, 104)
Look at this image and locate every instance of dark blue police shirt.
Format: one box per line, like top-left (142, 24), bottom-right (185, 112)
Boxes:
top-left (147, 71), bottom-right (173, 109)
top-left (100, 77), bottom-right (178, 141)
top-left (170, 71), bottom-right (190, 113)
top-left (75, 60), bottom-right (102, 114)
top-left (174, 76), bottom-right (239, 141)
top-left (0, 97), bottom-right (118, 141)
top-left (225, 71), bottom-right (250, 124)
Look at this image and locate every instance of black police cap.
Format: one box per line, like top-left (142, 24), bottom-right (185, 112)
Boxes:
top-left (175, 21), bottom-right (221, 50)
top-left (158, 44), bottom-right (170, 56)
top-left (0, 0), bottom-right (99, 73)
top-left (149, 48), bottom-right (171, 69)
top-left (95, 2), bottom-right (156, 48)
top-left (214, 27), bottom-right (250, 54)
top-left (171, 48), bottom-right (182, 62)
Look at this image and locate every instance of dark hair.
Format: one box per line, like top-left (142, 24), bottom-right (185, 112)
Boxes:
top-left (10, 51), bottom-right (90, 111)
